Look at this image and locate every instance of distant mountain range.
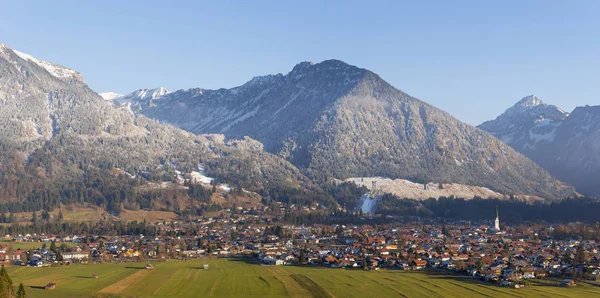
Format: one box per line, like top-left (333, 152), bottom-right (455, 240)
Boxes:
top-left (5, 39), bottom-right (597, 215)
top-left (479, 96), bottom-right (600, 197)
top-left (107, 61), bottom-right (575, 199)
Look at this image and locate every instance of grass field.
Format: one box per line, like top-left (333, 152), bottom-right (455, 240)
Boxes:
top-left (6, 259), bottom-right (600, 297)
top-left (0, 240), bottom-right (79, 251)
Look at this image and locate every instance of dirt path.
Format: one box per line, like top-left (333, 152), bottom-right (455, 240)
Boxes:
top-left (98, 269), bottom-right (152, 294)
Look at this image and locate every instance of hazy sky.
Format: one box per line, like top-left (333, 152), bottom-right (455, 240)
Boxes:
top-left (1, 0), bottom-right (598, 125)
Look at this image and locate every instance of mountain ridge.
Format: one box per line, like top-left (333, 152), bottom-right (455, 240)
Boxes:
top-left (479, 96), bottom-right (600, 197)
top-left (115, 60), bottom-right (576, 200)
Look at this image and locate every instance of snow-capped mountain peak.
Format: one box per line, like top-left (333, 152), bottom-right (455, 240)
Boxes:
top-left (111, 87), bottom-right (170, 112)
top-left (116, 87), bottom-right (170, 103)
top-left (479, 95), bottom-right (568, 151)
top-left (99, 92), bottom-right (123, 101)
top-left (136, 87), bottom-right (170, 100)
top-left (481, 98), bottom-right (600, 197)
top-left (516, 95), bottom-right (543, 108)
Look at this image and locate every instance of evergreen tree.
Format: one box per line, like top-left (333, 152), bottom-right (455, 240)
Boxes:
top-left (575, 245), bottom-right (586, 265)
top-left (17, 283), bottom-right (25, 298)
top-left (41, 210), bottom-right (50, 222)
top-left (56, 251), bottom-right (64, 263)
top-left (0, 265), bottom-right (13, 297)
top-left (31, 212), bottom-right (37, 224)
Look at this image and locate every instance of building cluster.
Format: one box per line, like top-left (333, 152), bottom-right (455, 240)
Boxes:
top-left (2, 212), bottom-right (600, 288)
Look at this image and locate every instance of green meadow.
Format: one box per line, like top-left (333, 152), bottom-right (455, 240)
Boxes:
top-left (6, 258), bottom-right (600, 297)
top-left (0, 240), bottom-right (78, 251)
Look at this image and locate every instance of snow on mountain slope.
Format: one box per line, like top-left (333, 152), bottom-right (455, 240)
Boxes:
top-left (480, 96), bottom-right (600, 197)
top-left (114, 87), bottom-right (170, 110)
top-left (346, 177), bottom-right (509, 200)
top-left (99, 92), bottom-right (123, 101)
top-left (479, 95), bottom-right (568, 151)
top-left (11, 49), bottom-right (84, 83)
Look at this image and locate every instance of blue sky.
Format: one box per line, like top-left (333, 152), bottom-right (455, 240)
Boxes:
top-left (1, 0), bottom-right (598, 125)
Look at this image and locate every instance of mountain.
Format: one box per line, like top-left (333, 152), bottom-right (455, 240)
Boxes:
top-left (479, 96), bottom-right (600, 197)
top-left (99, 92), bottom-right (123, 101)
top-left (117, 60), bottom-right (576, 199)
top-left (0, 43), bottom-right (327, 213)
top-left (10, 49), bottom-right (84, 83)
top-left (479, 95), bottom-right (568, 154)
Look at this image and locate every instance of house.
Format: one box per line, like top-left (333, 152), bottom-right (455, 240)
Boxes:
top-left (12, 251), bottom-right (24, 262)
top-left (522, 269), bottom-right (535, 279)
top-left (62, 252), bottom-right (88, 260)
top-left (44, 283), bottom-right (56, 290)
top-left (411, 260), bottom-right (428, 269)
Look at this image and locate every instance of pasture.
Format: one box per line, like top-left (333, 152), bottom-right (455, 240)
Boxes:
top-left (6, 259), bottom-right (600, 297)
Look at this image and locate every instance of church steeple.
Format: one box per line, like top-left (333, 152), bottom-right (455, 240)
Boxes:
top-left (494, 206), bottom-right (500, 232)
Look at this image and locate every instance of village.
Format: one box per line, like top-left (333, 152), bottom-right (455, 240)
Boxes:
top-left (0, 211), bottom-right (599, 290)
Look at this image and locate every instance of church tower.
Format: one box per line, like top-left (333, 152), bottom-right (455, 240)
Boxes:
top-left (494, 206), bottom-right (500, 231)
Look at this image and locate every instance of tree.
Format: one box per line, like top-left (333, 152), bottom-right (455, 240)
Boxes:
top-left (41, 210), bottom-right (50, 222)
top-left (17, 283), bottom-right (25, 298)
top-left (0, 265), bottom-right (13, 297)
top-left (56, 251), bottom-right (64, 263)
top-left (575, 245), bottom-right (586, 265)
top-left (442, 225), bottom-right (450, 237)
top-left (31, 211), bottom-right (37, 223)
top-left (563, 248), bottom-right (573, 264)
top-left (476, 258), bottom-right (485, 270)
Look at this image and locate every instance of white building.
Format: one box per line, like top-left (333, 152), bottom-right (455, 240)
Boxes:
top-left (494, 207), bottom-right (500, 232)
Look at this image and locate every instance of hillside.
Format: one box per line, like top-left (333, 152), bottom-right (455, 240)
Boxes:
top-left (116, 61), bottom-right (575, 199)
